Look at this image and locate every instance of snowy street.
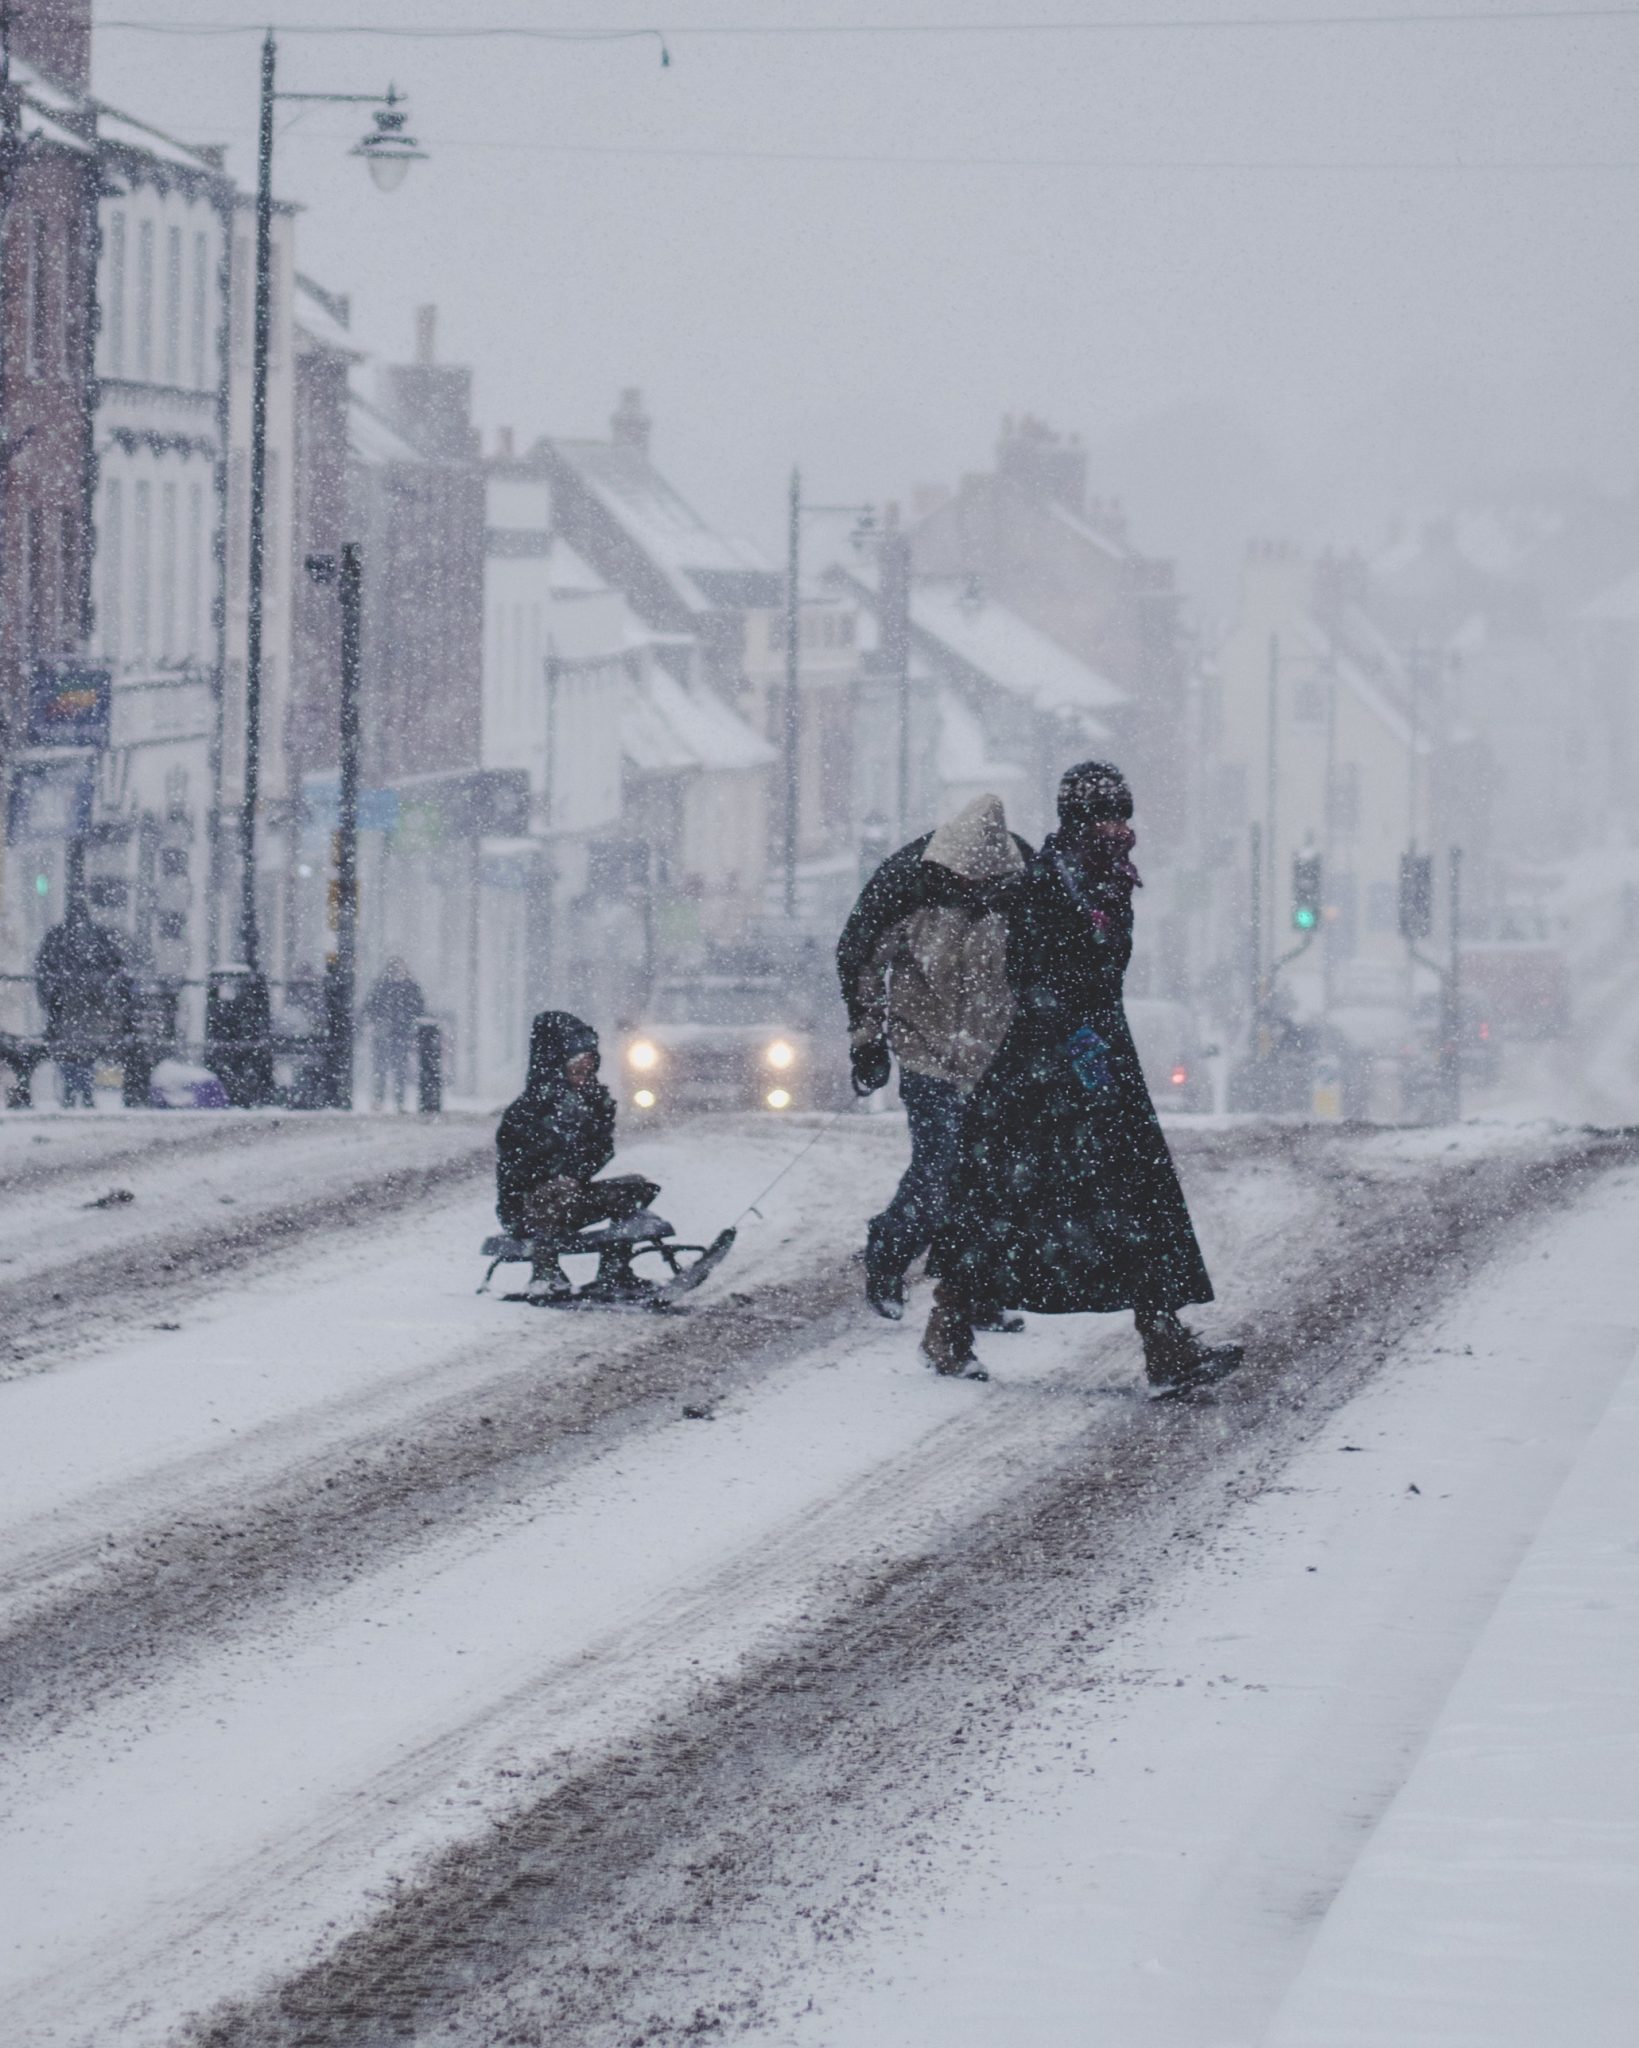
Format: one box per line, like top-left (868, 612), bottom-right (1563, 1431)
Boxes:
top-left (2, 1107), bottom-right (1635, 2046)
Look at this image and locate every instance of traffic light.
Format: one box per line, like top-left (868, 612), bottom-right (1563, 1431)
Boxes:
top-left (1292, 851), bottom-right (1322, 932)
top-left (1399, 851), bottom-right (1433, 941)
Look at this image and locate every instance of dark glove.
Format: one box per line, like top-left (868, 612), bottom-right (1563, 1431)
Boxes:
top-left (851, 1040), bottom-right (892, 1097)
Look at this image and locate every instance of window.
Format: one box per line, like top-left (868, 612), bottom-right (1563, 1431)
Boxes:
top-left (190, 230), bottom-right (208, 388)
top-left (164, 224), bottom-right (182, 384)
top-left (136, 219), bottom-right (155, 380)
top-left (60, 508), bottom-right (77, 638)
top-left (133, 479), bottom-right (152, 663)
top-left (21, 505), bottom-right (43, 656)
top-left (232, 235), bottom-right (251, 365)
top-left (27, 213), bottom-right (50, 378)
top-left (101, 479), bottom-right (124, 659)
top-left (187, 482), bottom-right (205, 659)
top-left (160, 481), bottom-right (178, 658)
top-left (107, 211), bottom-right (127, 375)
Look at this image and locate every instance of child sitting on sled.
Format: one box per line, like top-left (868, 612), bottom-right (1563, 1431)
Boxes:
top-left (496, 1011), bottom-right (660, 1302)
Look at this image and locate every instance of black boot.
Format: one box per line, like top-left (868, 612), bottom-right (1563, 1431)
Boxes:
top-left (864, 1221), bottom-right (906, 1322)
top-left (1138, 1310), bottom-right (1243, 1393)
top-left (526, 1256), bottom-right (574, 1304)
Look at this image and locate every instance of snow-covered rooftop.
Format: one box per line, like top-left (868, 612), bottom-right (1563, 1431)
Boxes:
top-left (622, 668), bottom-right (774, 778)
top-left (294, 276), bottom-right (359, 361)
top-left (547, 438), bottom-right (766, 615)
top-left (913, 578), bottom-right (1122, 726)
top-left (824, 557), bottom-right (1120, 734)
top-left (348, 389), bottom-right (420, 469)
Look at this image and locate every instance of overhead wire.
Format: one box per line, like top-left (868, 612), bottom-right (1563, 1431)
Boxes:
top-left (95, 7), bottom-right (1639, 41)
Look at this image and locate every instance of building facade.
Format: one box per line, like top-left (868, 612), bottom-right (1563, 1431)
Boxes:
top-left (0, 16), bottom-right (99, 1002)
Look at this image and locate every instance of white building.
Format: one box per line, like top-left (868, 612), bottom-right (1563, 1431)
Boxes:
top-left (84, 106), bottom-right (235, 989)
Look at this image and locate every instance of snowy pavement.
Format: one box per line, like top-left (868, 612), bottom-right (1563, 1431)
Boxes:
top-left (781, 1158), bottom-right (1639, 2047)
top-left (0, 1109), bottom-right (1633, 2044)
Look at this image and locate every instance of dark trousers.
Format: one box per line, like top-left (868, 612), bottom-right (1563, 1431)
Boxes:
top-left (867, 1069), bottom-right (968, 1281)
top-left (521, 1173), bottom-right (661, 1244)
top-left (371, 1035), bottom-right (412, 1111)
top-left (56, 1055), bottom-right (95, 1108)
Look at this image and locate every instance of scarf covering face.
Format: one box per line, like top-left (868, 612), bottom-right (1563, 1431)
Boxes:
top-left (1053, 760), bottom-right (1141, 929)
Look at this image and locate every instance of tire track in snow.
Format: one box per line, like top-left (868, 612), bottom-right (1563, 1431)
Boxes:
top-left (0, 1122), bottom-right (1304, 1752)
top-left (178, 1131), bottom-right (1637, 2048)
top-left (0, 1129), bottom-right (494, 1378)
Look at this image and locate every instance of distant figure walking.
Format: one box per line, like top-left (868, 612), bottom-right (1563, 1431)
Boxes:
top-left (34, 898), bottom-right (129, 1109)
top-left (362, 957), bottom-right (426, 1111)
top-left (925, 761), bottom-right (1240, 1391)
top-left (837, 794), bottom-right (1031, 1322)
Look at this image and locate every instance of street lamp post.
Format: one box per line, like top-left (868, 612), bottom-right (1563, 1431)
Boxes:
top-left (235, 30), bottom-right (422, 1087)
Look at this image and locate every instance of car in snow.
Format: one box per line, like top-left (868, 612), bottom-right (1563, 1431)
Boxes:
top-left (1123, 997), bottom-right (1216, 1113)
top-left (619, 976), bottom-right (840, 1116)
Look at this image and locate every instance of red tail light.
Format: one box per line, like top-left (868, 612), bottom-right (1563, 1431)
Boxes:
top-left (1170, 1066), bottom-right (1188, 1087)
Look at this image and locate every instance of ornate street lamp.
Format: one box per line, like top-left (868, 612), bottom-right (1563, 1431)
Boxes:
top-left (234, 31), bottom-right (423, 1099)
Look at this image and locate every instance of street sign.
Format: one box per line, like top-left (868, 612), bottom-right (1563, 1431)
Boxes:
top-left (7, 758), bottom-right (94, 844)
top-left (28, 664), bottom-right (112, 750)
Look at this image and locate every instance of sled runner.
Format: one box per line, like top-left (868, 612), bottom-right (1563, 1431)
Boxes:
top-left (478, 1209), bottom-right (736, 1313)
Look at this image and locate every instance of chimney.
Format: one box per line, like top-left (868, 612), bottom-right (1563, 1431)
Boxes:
top-left (610, 387), bottom-right (652, 457)
top-left (414, 304), bottom-right (437, 367)
top-left (12, 0), bottom-right (92, 92)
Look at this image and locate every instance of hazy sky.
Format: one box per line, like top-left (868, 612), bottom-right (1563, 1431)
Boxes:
top-left (92, 2), bottom-right (1639, 593)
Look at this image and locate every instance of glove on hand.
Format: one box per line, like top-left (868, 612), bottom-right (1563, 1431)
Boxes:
top-left (851, 1040), bottom-right (892, 1097)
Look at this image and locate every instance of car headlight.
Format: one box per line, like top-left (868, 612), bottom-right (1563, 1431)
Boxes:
top-left (628, 1039), bottom-right (659, 1071)
top-left (766, 1088), bottom-right (791, 1110)
top-left (765, 1038), bottom-right (795, 1070)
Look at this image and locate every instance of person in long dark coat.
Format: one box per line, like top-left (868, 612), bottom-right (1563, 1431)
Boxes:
top-left (924, 760), bottom-right (1239, 1389)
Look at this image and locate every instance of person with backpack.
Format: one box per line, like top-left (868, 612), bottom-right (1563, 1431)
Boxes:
top-left (837, 794), bottom-right (1031, 1323)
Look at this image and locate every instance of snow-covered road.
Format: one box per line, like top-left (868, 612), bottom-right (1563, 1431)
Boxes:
top-left (0, 1108), bottom-right (1631, 2045)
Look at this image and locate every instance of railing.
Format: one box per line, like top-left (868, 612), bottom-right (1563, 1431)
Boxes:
top-left (0, 974), bottom-right (444, 1113)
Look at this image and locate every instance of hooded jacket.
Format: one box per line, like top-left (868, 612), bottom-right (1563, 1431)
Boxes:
top-left (836, 795), bottom-right (1029, 1090)
top-left (495, 1011), bottom-right (616, 1230)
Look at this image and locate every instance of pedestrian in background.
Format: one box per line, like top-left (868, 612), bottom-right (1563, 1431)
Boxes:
top-left (362, 957), bottom-right (426, 1112)
top-left (837, 793), bottom-right (1031, 1322)
top-left (925, 761), bottom-right (1240, 1390)
top-left (34, 898), bottom-right (130, 1109)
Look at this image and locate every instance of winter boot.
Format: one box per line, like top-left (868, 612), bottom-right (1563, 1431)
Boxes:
top-left (973, 1305), bottom-right (1025, 1335)
top-left (1138, 1311), bottom-right (1243, 1394)
top-left (526, 1256), bottom-right (574, 1305)
top-left (920, 1291), bottom-right (989, 1382)
top-left (582, 1246), bottom-right (658, 1306)
top-left (864, 1221), bottom-right (906, 1322)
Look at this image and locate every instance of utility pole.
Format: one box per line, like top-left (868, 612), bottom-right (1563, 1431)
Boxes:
top-left (1445, 843), bottom-right (1463, 1121)
top-left (783, 465), bottom-right (800, 920)
top-left (1264, 632), bottom-right (1279, 980)
top-left (878, 505), bottom-right (912, 843)
top-left (0, 3), bottom-right (20, 774)
top-left (1248, 821), bottom-right (1263, 1046)
top-left (240, 29), bottom-right (276, 977)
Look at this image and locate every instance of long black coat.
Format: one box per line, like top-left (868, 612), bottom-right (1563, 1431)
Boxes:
top-left (938, 839), bottom-right (1214, 1317)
